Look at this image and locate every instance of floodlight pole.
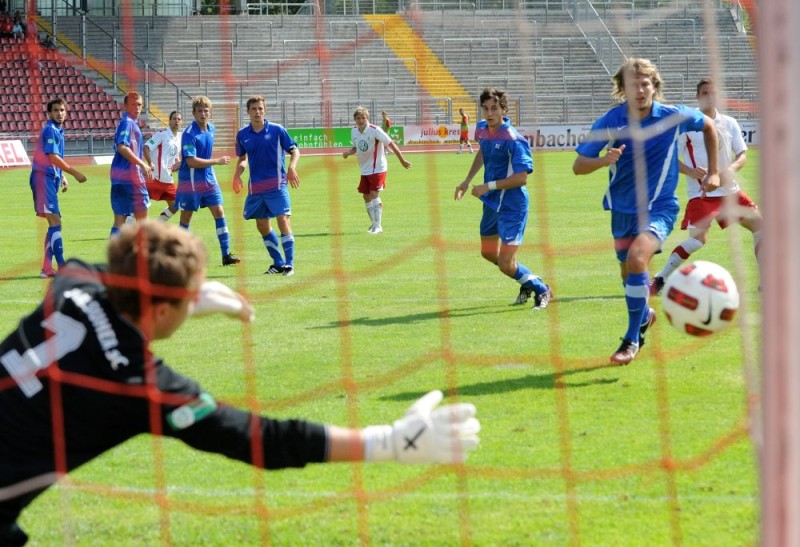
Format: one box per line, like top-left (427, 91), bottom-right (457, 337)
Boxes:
top-left (760, 0), bottom-right (800, 545)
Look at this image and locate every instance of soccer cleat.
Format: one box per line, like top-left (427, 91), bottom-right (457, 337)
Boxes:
top-left (638, 307), bottom-right (657, 348)
top-left (367, 225), bottom-right (383, 234)
top-left (367, 225), bottom-right (376, 234)
top-left (264, 264), bottom-right (284, 275)
top-left (532, 288), bottom-right (553, 310)
top-left (39, 269), bottom-right (56, 278)
top-left (610, 338), bottom-right (639, 365)
top-left (282, 265), bottom-right (294, 276)
top-left (514, 286), bottom-right (533, 305)
top-left (649, 275), bottom-right (665, 296)
top-left (222, 253), bottom-right (241, 266)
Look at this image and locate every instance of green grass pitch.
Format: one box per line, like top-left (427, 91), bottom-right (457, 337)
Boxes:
top-left (0, 149), bottom-right (759, 545)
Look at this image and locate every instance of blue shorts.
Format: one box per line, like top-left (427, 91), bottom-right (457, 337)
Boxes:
top-left (243, 187), bottom-right (291, 220)
top-left (175, 186), bottom-right (224, 212)
top-left (479, 205), bottom-right (527, 245)
top-left (611, 204), bottom-right (679, 262)
top-left (110, 184), bottom-right (150, 216)
top-left (30, 172), bottom-right (60, 216)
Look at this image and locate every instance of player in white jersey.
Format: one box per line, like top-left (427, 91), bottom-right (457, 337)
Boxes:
top-left (651, 78), bottom-right (762, 293)
top-left (144, 111), bottom-right (182, 222)
top-left (342, 106), bottom-right (411, 234)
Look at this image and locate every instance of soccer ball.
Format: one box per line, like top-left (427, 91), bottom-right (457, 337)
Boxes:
top-left (661, 260), bottom-right (740, 336)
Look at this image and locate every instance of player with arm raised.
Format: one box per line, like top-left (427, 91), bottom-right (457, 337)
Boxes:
top-left (233, 96), bottom-right (300, 276)
top-left (0, 221), bottom-right (480, 546)
top-left (650, 77), bottom-right (762, 294)
top-left (143, 110), bottom-right (182, 222)
top-left (175, 96), bottom-right (240, 266)
top-left (109, 92), bottom-right (153, 236)
top-left (30, 98), bottom-right (87, 278)
top-left (342, 106), bottom-right (411, 234)
top-left (572, 58), bottom-right (720, 365)
top-left (455, 87), bottom-right (552, 310)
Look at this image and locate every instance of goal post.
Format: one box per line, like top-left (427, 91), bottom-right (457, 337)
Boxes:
top-left (760, 0), bottom-right (800, 545)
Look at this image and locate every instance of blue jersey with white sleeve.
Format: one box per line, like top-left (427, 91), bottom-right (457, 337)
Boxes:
top-left (178, 120), bottom-right (219, 193)
top-left (31, 119), bottom-right (64, 180)
top-left (110, 112), bottom-right (144, 186)
top-left (474, 117), bottom-right (533, 213)
top-left (235, 121), bottom-right (298, 195)
top-left (575, 101), bottom-right (705, 214)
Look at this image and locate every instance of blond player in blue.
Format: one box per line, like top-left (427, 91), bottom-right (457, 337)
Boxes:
top-left (573, 58), bottom-right (719, 365)
top-left (30, 98), bottom-right (87, 277)
top-left (233, 96), bottom-right (300, 275)
top-left (454, 87), bottom-right (553, 310)
top-left (176, 96), bottom-right (240, 267)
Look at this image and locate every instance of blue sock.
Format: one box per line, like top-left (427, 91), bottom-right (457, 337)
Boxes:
top-left (110, 226), bottom-right (120, 237)
top-left (215, 217), bottom-right (230, 256)
top-left (42, 229), bottom-right (53, 270)
top-left (624, 272), bottom-right (650, 343)
top-left (281, 233), bottom-right (295, 267)
top-left (49, 226), bottom-right (65, 266)
top-left (263, 231), bottom-right (284, 267)
top-left (514, 264), bottom-right (548, 294)
top-left (179, 222), bottom-right (190, 230)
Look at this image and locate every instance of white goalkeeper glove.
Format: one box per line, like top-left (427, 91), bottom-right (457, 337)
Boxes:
top-left (190, 281), bottom-right (255, 323)
top-left (362, 390), bottom-right (480, 464)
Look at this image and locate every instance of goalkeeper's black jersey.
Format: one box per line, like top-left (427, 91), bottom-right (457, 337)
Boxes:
top-left (0, 260), bottom-right (327, 523)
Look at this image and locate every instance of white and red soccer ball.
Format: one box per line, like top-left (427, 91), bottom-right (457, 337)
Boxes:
top-left (661, 261), bottom-right (740, 336)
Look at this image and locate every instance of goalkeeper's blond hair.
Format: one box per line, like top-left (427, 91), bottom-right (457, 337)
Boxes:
top-left (611, 58), bottom-right (665, 102)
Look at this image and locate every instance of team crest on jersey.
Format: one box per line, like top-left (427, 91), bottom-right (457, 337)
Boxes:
top-left (358, 140), bottom-right (368, 151)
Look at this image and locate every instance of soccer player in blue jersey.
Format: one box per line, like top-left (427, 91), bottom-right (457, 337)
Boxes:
top-left (176, 96), bottom-right (240, 266)
top-left (30, 98), bottom-right (87, 277)
top-left (233, 96), bottom-right (300, 275)
top-left (454, 87), bottom-right (552, 309)
top-left (573, 58), bottom-right (720, 365)
top-left (109, 92), bottom-right (152, 236)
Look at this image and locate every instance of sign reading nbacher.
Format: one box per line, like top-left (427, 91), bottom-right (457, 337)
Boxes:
top-left (288, 121), bottom-right (758, 150)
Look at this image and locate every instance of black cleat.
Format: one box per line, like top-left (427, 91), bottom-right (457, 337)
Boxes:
top-left (264, 264), bottom-right (284, 274)
top-left (532, 288), bottom-right (553, 310)
top-left (650, 275), bottom-right (665, 296)
top-left (610, 338), bottom-right (639, 365)
top-left (514, 286), bottom-right (533, 305)
top-left (222, 253), bottom-right (241, 266)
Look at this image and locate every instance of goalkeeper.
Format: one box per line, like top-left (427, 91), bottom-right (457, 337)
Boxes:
top-left (0, 221), bottom-right (480, 546)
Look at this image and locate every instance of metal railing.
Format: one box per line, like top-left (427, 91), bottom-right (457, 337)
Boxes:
top-left (507, 55), bottom-right (565, 82)
top-left (443, 38), bottom-right (500, 65)
top-left (204, 79), bottom-right (279, 102)
top-left (283, 39), bottom-right (357, 65)
top-left (178, 39), bottom-right (234, 61)
top-left (360, 58), bottom-right (418, 83)
top-left (566, 0), bottom-right (626, 74)
top-left (328, 20), bottom-right (386, 47)
top-left (321, 77), bottom-right (398, 102)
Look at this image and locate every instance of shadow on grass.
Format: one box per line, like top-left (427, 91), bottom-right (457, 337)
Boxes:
top-left (380, 365), bottom-right (621, 401)
top-left (310, 304), bottom-right (522, 329)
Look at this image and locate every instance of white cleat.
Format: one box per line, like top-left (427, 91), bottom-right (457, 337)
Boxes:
top-left (368, 225), bottom-right (383, 234)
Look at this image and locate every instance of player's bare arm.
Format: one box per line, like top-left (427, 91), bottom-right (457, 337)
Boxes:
top-left (720, 150), bottom-right (746, 187)
top-left (186, 156), bottom-right (230, 169)
top-left (143, 146), bottom-right (155, 171)
top-left (342, 146), bottom-right (357, 159)
top-left (678, 159), bottom-right (707, 180)
top-left (388, 142), bottom-right (411, 169)
top-left (232, 155), bottom-right (247, 194)
top-left (60, 176), bottom-right (68, 193)
top-left (48, 153), bottom-right (87, 183)
top-left (287, 147), bottom-right (300, 188)
top-left (455, 149), bottom-right (484, 200)
top-left (118, 143), bottom-right (153, 180)
top-left (471, 171), bottom-right (527, 198)
top-left (572, 144), bottom-right (627, 175)
top-left (700, 115), bottom-right (720, 192)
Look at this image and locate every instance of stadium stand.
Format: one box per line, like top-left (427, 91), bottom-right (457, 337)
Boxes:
top-left (1, 1), bottom-right (757, 148)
